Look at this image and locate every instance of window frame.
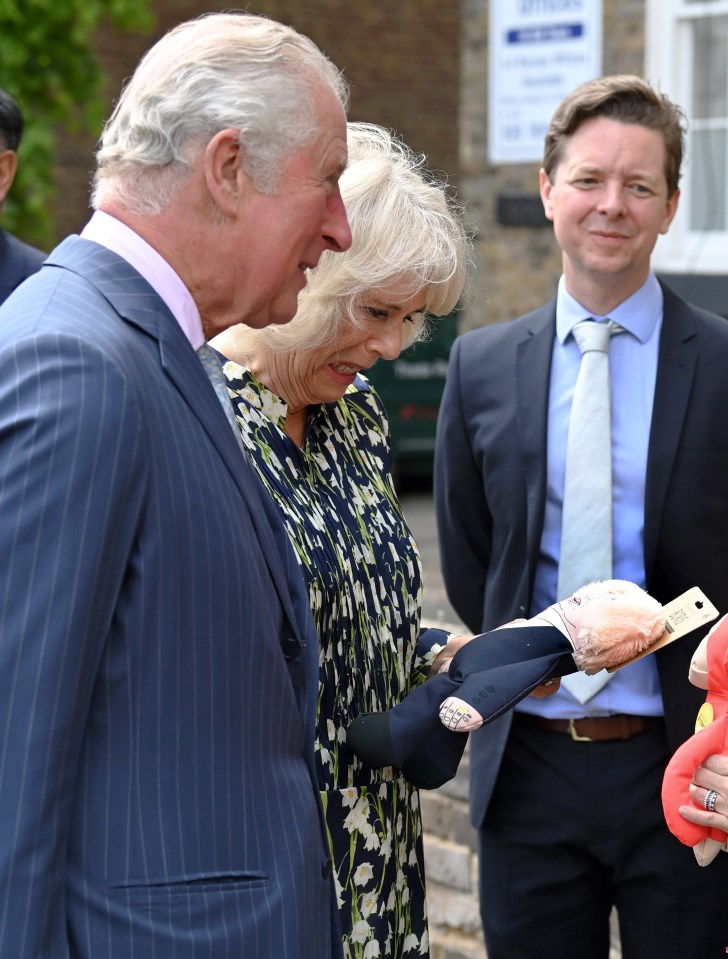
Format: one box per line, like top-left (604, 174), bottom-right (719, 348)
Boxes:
top-left (646, 0), bottom-right (728, 274)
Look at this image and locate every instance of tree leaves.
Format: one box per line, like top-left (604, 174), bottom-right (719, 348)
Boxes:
top-left (0, 0), bottom-right (153, 246)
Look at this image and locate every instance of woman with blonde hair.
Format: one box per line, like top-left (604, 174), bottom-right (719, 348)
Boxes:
top-left (213, 121), bottom-right (470, 958)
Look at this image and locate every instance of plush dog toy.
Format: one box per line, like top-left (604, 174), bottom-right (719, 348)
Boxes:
top-left (662, 615), bottom-right (728, 866)
top-left (347, 580), bottom-right (665, 789)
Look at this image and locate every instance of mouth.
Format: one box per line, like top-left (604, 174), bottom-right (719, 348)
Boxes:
top-left (590, 229), bottom-right (631, 241)
top-left (327, 362), bottom-right (361, 385)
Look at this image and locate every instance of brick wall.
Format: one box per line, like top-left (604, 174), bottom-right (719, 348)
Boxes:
top-left (52, 0), bottom-right (460, 244)
top-left (422, 746), bottom-right (487, 959)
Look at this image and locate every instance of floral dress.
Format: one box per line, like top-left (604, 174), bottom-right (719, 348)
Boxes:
top-left (224, 363), bottom-right (448, 959)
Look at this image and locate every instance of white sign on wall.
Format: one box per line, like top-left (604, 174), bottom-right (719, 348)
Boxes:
top-left (489, 0), bottom-right (603, 164)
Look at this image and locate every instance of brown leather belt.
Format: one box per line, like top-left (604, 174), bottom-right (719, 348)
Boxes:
top-left (518, 712), bottom-right (664, 742)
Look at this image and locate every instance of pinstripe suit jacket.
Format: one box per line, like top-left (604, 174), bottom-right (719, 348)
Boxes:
top-left (0, 236), bottom-right (341, 958)
top-left (435, 284), bottom-right (728, 828)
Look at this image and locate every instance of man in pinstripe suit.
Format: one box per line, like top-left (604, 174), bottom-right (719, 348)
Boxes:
top-left (0, 13), bottom-right (352, 958)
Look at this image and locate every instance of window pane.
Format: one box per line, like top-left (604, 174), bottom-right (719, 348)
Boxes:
top-left (692, 16), bottom-right (728, 118)
top-left (690, 129), bottom-right (727, 230)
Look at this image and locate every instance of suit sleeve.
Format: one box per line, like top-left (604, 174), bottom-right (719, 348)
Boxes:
top-left (434, 336), bottom-right (494, 633)
top-left (0, 331), bottom-right (145, 956)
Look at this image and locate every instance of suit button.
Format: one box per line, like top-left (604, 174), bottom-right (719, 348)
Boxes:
top-left (322, 857), bottom-right (333, 879)
top-left (281, 637), bottom-right (300, 660)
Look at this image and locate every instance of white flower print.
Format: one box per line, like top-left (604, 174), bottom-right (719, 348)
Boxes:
top-left (354, 863), bottom-right (374, 887)
top-left (360, 892), bottom-right (378, 919)
top-left (343, 795), bottom-right (371, 835)
top-left (351, 919), bottom-right (373, 944)
top-left (363, 828), bottom-right (381, 851)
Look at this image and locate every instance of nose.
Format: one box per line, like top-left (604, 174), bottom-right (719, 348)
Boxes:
top-left (322, 185), bottom-right (352, 253)
top-left (597, 180), bottom-right (626, 217)
top-left (368, 322), bottom-right (403, 361)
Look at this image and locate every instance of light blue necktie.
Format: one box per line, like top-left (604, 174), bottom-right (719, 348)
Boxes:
top-left (559, 319), bottom-right (622, 703)
top-left (196, 343), bottom-right (246, 456)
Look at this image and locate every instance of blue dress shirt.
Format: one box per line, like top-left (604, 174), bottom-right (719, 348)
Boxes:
top-left (519, 272), bottom-right (665, 719)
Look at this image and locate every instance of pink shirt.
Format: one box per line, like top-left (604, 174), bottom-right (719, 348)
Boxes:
top-left (81, 210), bottom-right (205, 350)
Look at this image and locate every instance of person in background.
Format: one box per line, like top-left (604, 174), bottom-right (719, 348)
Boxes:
top-left (0, 13), bottom-right (353, 958)
top-left (0, 86), bottom-right (46, 303)
top-left (435, 74), bottom-right (728, 959)
top-left (212, 121), bottom-right (470, 959)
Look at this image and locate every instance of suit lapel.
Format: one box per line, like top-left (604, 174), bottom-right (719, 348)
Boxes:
top-left (157, 319), bottom-right (318, 731)
top-left (46, 236), bottom-right (305, 635)
top-left (644, 284), bottom-right (698, 580)
top-left (516, 303), bottom-right (556, 569)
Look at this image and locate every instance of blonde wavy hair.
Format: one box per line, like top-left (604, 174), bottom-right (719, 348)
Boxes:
top-left (230, 122), bottom-right (471, 357)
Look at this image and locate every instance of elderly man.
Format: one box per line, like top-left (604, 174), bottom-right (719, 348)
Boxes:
top-left (0, 87), bottom-right (46, 303)
top-left (0, 13), bottom-right (351, 959)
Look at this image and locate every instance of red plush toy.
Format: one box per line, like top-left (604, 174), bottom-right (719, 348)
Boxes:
top-left (662, 615), bottom-right (728, 866)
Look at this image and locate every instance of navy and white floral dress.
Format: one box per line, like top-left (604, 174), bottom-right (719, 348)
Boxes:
top-left (224, 363), bottom-right (448, 959)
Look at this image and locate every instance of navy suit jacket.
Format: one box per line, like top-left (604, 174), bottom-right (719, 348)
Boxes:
top-left (0, 226), bottom-right (46, 304)
top-left (435, 283), bottom-right (728, 828)
top-left (0, 236), bottom-right (341, 958)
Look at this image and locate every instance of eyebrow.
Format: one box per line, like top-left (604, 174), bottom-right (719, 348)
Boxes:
top-left (377, 300), bottom-right (428, 314)
top-left (571, 163), bottom-right (659, 184)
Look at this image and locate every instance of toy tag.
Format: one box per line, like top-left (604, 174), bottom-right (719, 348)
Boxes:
top-left (607, 587), bottom-right (719, 672)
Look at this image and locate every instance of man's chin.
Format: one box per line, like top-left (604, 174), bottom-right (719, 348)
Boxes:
top-left (249, 297), bottom-right (300, 329)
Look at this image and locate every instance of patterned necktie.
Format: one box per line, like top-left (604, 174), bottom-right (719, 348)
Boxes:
top-left (558, 319), bottom-right (622, 703)
top-left (196, 343), bottom-right (246, 455)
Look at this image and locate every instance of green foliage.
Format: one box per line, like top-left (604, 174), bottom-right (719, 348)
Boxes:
top-left (0, 0), bottom-right (153, 247)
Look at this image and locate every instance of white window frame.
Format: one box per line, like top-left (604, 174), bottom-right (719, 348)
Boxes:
top-left (646, 0), bottom-right (728, 274)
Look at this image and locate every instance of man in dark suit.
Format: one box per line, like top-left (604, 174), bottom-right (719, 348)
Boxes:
top-left (435, 75), bottom-right (728, 959)
top-left (0, 87), bottom-right (46, 303)
top-left (0, 13), bottom-right (352, 959)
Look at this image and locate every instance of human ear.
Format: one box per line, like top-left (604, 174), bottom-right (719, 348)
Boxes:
top-left (202, 129), bottom-right (249, 219)
top-left (539, 168), bottom-right (555, 222)
top-left (0, 150), bottom-right (18, 206)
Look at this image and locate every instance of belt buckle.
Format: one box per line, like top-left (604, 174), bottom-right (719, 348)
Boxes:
top-left (568, 718), bottom-right (592, 742)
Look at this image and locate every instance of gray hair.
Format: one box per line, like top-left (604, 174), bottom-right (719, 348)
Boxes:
top-left (92, 12), bottom-right (348, 214)
top-left (235, 122), bottom-right (470, 357)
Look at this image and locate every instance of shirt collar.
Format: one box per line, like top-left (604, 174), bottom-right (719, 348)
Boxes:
top-left (555, 272), bottom-right (663, 345)
top-left (81, 210), bottom-right (205, 349)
